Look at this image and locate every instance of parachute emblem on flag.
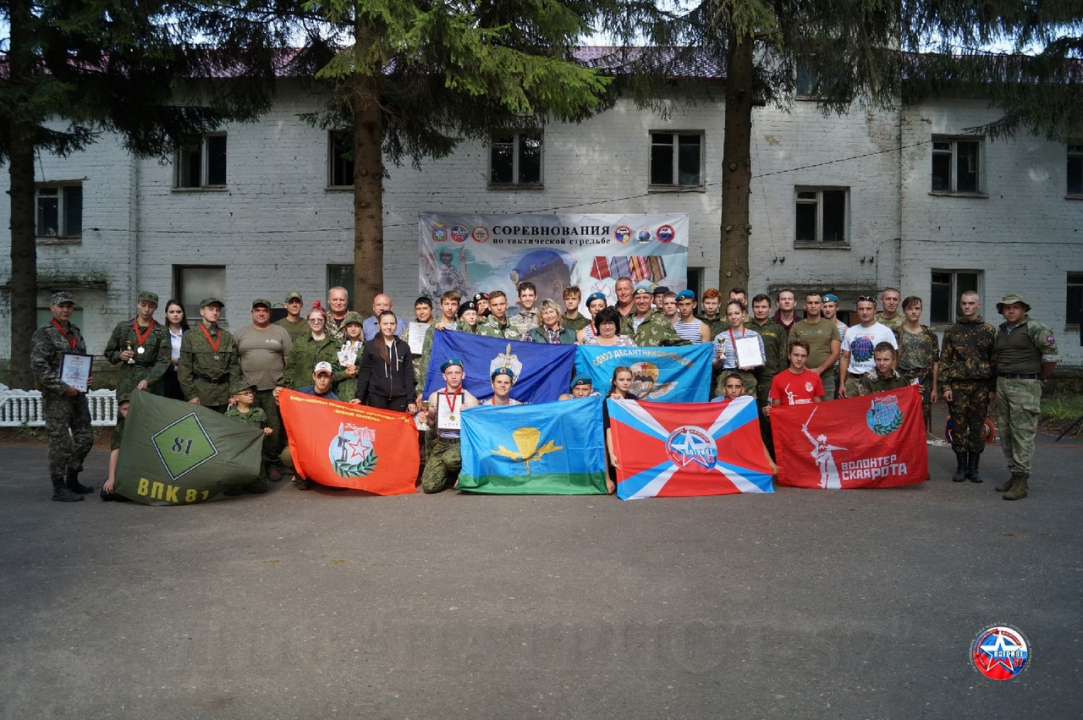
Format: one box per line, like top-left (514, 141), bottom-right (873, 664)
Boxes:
top-left (330, 422), bottom-right (379, 478)
top-left (490, 343), bottom-right (523, 380)
top-left (664, 426), bottom-right (717, 472)
top-left (867, 395), bottom-right (904, 435)
top-left (151, 413), bottom-right (219, 481)
top-left (629, 361), bottom-right (678, 400)
top-left (491, 427), bottom-right (563, 474)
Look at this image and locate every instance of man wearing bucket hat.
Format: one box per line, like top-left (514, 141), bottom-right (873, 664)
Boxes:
top-left (991, 293), bottom-right (1058, 500)
top-left (940, 291), bottom-right (996, 484)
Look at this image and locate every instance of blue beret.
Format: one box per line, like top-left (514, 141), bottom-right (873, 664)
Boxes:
top-left (676, 289), bottom-right (695, 301)
top-left (491, 366), bottom-right (516, 381)
top-left (440, 358), bottom-right (464, 372)
top-left (822, 293), bottom-right (839, 303)
top-left (586, 292), bottom-right (607, 305)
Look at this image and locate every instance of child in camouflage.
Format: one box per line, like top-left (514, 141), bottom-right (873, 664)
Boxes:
top-left (224, 380), bottom-right (272, 494)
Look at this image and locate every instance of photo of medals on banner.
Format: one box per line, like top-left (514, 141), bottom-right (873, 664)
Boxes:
top-left (419, 213), bottom-right (689, 312)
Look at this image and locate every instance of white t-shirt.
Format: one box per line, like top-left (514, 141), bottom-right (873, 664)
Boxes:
top-left (842, 322), bottom-right (897, 377)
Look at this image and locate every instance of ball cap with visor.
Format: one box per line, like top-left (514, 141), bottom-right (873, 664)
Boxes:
top-left (313, 361), bottom-right (334, 376)
top-left (284, 292), bottom-right (303, 303)
top-left (996, 293), bottom-right (1031, 313)
top-left (51, 291), bottom-right (76, 305)
top-left (137, 291), bottom-right (159, 305)
top-left (230, 380), bottom-right (257, 395)
top-left (251, 298), bottom-right (272, 309)
top-left (200, 297), bottom-right (224, 309)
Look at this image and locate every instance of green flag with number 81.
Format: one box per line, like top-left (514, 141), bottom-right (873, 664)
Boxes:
top-left (115, 391), bottom-right (263, 505)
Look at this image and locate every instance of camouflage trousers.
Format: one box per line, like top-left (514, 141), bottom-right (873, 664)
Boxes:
top-left (44, 394), bottom-right (94, 481)
top-left (947, 380), bottom-right (992, 454)
top-left (421, 436), bottom-right (461, 494)
top-left (254, 389), bottom-right (284, 468)
top-left (756, 378), bottom-right (775, 459)
top-left (902, 368), bottom-right (933, 433)
top-left (995, 377), bottom-right (1041, 476)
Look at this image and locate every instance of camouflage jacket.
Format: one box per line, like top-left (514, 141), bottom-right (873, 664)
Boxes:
top-left (281, 334), bottom-right (343, 390)
top-left (875, 312), bottom-right (904, 330)
top-left (856, 369), bottom-right (909, 396)
top-left (477, 316), bottom-right (523, 341)
top-left (748, 318), bottom-right (788, 380)
top-left (325, 314), bottom-right (350, 344)
top-left (620, 309), bottom-right (688, 347)
top-left (893, 325), bottom-right (940, 372)
top-left (509, 309), bottom-right (538, 338)
top-left (178, 325), bottom-right (241, 406)
top-left (562, 313), bottom-right (592, 333)
top-left (104, 318), bottom-right (171, 396)
top-left (939, 316), bottom-right (996, 388)
top-left (225, 405), bottom-right (267, 428)
top-left (30, 319), bottom-right (88, 396)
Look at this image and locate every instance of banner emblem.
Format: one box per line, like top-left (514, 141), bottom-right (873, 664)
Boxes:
top-left (330, 422), bottom-right (378, 478)
top-left (151, 414), bottom-right (219, 480)
top-left (432, 223), bottom-right (447, 242)
top-left (471, 225), bottom-right (490, 242)
top-left (665, 426), bottom-right (717, 471)
top-left (450, 225), bottom-right (469, 242)
top-left (614, 225), bottom-right (632, 243)
top-left (491, 427), bottom-right (564, 474)
top-left (867, 394), bottom-right (904, 435)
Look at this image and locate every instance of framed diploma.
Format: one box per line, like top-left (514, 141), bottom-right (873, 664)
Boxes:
top-left (60, 353), bottom-right (93, 393)
top-left (436, 392), bottom-right (462, 430)
top-left (407, 322), bottom-right (428, 355)
top-left (733, 337), bottom-right (765, 368)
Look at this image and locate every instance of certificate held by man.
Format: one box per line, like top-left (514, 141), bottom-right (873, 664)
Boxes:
top-left (436, 391), bottom-right (463, 430)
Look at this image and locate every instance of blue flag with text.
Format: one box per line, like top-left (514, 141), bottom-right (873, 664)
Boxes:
top-left (574, 344), bottom-right (713, 402)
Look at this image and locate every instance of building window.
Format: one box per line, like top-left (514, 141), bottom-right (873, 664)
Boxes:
top-left (35, 185), bottom-right (82, 238)
top-left (1068, 144), bottom-right (1083, 197)
top-left (329, 130), bottom-right (354, 187)
top-left (931, 136), bottom-right (981, 194)
top-left (650, 132), bottom-right (703, 188)
top-left (795, 187), bottom-right (847, 244)
top-left (930, 270), bottom-right (980, 324)
top-left (174, 266), bottom-right (227, 324)
top-left (327, 264), bottom-right (354, 310)
top-left (1067, 272), bottom-right (1083, 326)
top-left (490, 131), bottom-right (542, 186)
top-left (175, 134), bottom-right (227, 188)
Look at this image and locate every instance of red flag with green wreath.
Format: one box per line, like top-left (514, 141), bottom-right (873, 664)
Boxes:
top-left (279, 389), bottom-right (419, 494)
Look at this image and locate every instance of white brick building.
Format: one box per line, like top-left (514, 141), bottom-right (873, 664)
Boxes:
top-left (2, 83), bottom-right (1080, 368)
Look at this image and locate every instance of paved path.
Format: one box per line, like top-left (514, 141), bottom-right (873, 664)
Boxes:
top-left (1, 427), bottom-right (1080, 719)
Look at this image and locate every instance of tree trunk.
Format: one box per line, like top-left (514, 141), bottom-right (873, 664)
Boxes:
top-left (7, 0), bottom-right (38, 389)
top-left (719, 26), bottom-right (753, 293)
top-left (351, 22), bottom-right (384, 318)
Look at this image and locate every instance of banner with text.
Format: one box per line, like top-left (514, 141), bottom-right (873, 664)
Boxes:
top-left (575, 344), bottom-right (713, 403)
top-left (114, 392), bottom-right (264, 505)
top-left (419, 212), bottom-right (689, 309)
top-left (773, 386), bottom-right (928, 489)
top-left (280, 389), bottom-right (419, 494)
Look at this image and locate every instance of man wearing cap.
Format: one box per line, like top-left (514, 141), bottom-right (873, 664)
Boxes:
top-left (275, 292), bottom-right (308, 342)
top-left (673, 290), bottom-right (712, 344)
top-left (298, 361), bottom-right (339, 399)
top-left (31, 291), bottom-right (96, 501)
top-left (653, 285), bottom-right (670, 312)
top-left (620, 283), bottom-right (686, 347)
top-left (363, 294), bottom-right (408, 341)
top-left (559, 375), bottom-right (599, 400)
top-left (477, 290), bottom-right (522, 340)
top-left (940, 291), bottom-right (996, 483)
top-left (991, 293), bottom-right (1058, 500)
top-left (561, 286), bottom-right (590, 333)
top-left (104, 290), bottom-right (171, 398)
top-left (326, 286), bottom-right (351, 343)
top-left (481, 367), bottom-right (522, 406)
top-left (178, 297), bottom-right (241, 413)
top-left (509, 282), bottom-right (539, 337)
top-left (473, 292), bottom-right (491, 319)
top-left (235, 299), bottom-right (292, 479)
top-left (421, 358), bottom-right (479, 493)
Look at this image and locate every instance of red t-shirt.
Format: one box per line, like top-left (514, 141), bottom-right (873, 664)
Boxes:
top-left (769, 369), bottom-right (824, 405)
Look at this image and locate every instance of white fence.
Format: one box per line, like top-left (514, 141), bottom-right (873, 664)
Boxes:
top-left (0, 384), bottom-right (118, 427)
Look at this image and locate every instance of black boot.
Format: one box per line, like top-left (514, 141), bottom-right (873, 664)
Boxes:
top-left (952, 452), bottom-right (967, 482)
top-left (52, 477), bottom-right (84, 502)
top-left (66, 469), bottom-right (94, 495)
top-left (966, 453), bottom-right (983, 483)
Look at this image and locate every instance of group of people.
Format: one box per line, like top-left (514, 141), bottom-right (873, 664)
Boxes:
top-left (31, 276), bottom-right (1057, 503)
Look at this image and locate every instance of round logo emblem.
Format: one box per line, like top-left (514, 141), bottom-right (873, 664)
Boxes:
top-left (471, 225), bottom-right (490, 243)
top-left (866, 395), bottom-right (904, 435)
top-left (805, 382), bottom-right (814, 392)
top-left (850, 335), bottom-right (874, 363)
top-left (636, 226), bottom-right (652, 243)
top-left (613, 225), bottom-right (633, 244)
top-left (432, 223), bottom-right (448, 242)
top-left (450, 225), bottom-right (469, 243)
top-left (657, 224), bottom-right (676, 243)
top-left (665, 426), bottom-right (717, 471)
top-left (972, 625), bottom-right (1029, 680)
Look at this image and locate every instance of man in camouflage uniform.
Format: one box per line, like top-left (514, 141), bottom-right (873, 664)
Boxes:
top-left (31, 291), bottom-right (95, 501)
top-left (854, 343), bottom-right (909, 395)
top-left (992, 293), bottom-right (1058, 500)
top-left (875, 287), bottom-right (904, 330)
top-left (477, 291), bottom-right (522, 341)
top-left (939, 290), bottom-right (996, 483)
top-left (104, 290), bottom-right (171, 446)
top-left (620, 283), bottom-right (687, 347)
top-left (178, 297), bottom-right (241, 413)
top-left (748, 293), bottom-right (788, 454)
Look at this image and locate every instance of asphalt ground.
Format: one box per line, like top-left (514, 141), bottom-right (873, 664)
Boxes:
top-left (1, 416), bottom-right (1080, 719)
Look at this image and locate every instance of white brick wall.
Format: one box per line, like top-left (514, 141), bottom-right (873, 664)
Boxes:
top-left (1, 86), bottom-right (1080, 366)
